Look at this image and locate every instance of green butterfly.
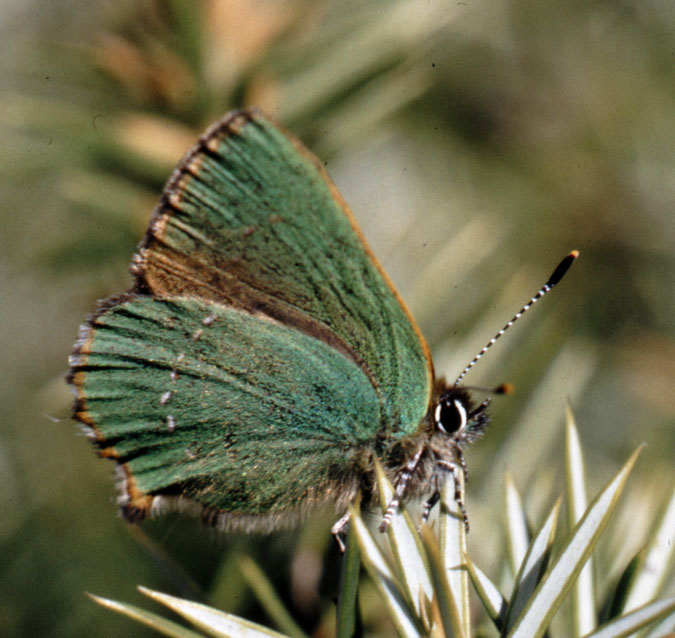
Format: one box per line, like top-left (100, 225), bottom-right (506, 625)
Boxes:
top-left (69, 109), bottom-right (576, 535)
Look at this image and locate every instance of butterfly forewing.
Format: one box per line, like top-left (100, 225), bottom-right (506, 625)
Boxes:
top-left (134, 110), bottom-right (431, 433)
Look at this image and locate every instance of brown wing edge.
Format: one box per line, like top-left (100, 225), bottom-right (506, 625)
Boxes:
top-left (129, 109), bottom-right (260, 291)
top-left (68, 290), bottom-right (153, 519)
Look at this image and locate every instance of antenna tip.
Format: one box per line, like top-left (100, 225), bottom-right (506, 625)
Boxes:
top-left (546, 250), bottom-right (579, 287)
top-left (494, 382), bottom-right (515, 395)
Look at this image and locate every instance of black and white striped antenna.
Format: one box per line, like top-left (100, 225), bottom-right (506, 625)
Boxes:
top-left (454, 250), bottom-right (579, 387)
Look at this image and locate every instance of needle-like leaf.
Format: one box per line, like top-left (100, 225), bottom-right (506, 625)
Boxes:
top-left (583, 596), bottom-right (675, 638)
top-left (503, 498), bottom-right (561, 632)
top-left (375, 459), bottom-right (434, 616)
top-left (565, 405), bottom-right (596, 636)
top-left (349, 503), bottom-right (422, 638)
top-left (506, 446), bottom-right (643, 638)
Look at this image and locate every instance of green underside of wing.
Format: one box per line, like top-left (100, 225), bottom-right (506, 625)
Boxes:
top-left (79, 297), bottom-right (382, 513)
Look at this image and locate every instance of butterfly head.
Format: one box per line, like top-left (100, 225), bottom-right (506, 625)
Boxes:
top-left (430, 250), bottom-right (580, 447)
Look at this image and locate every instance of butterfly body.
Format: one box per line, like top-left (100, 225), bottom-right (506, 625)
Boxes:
top-left (70, 109), bottom-right (514, 531)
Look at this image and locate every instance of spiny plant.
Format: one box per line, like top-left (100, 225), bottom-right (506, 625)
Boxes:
top-left (88, 409), bottom-right (675, 637)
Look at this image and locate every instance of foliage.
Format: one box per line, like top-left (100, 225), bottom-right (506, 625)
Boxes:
top-left (88, 412), bottom-right (675, 636)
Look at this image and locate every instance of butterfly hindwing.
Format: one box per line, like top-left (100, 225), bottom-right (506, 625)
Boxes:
top-left (72, 296), bottom-right (380, 522)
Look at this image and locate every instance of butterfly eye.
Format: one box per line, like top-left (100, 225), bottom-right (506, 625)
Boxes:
top-left (434, 398), bottom-right (468, 435)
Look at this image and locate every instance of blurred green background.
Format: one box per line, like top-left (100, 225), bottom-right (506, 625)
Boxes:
top-left (1, 1), bottom-right (673, 636)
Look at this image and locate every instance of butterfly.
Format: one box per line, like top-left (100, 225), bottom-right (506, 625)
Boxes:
top-left (69, 108), bottom-right (576, 535)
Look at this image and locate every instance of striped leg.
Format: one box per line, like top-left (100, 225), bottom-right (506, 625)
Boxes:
top-left (456, 447), bottom-right (468, 482)
top-left (378, 447), bottom-right (425, 532)
top-left (437, 455), bottom-right (469, 532)
top-left (421, 489), bottom-right (440, 523)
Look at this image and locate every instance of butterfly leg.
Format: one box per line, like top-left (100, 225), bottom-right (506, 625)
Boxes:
top-left (378, 447), bottom-right (425, 532)
top-left (331, 511), bottom-right (351, 552)
top-left (421, 489), bottom-right (440, 523)
top-left (437, 452), bottom-right (470, 532)
top-left (456, 444), bottom-right (469, 482)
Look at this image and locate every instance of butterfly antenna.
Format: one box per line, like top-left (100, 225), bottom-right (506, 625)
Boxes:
top-left (454, 250), bottom-right (579, 386)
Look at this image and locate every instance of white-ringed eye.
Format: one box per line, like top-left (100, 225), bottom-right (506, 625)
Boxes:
top-left (435, 398), bottom-right (468, 434)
